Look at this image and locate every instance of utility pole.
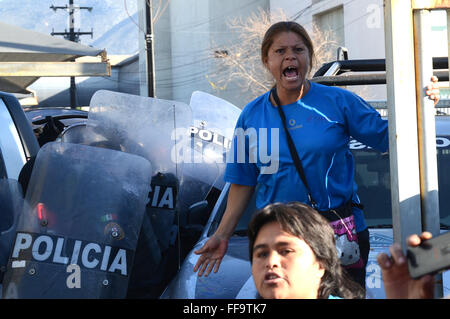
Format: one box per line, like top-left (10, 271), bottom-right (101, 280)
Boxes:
top-left (138, 0), bottom-right (156, 97)
top-left (145, 0), bottom-right (156, 98)
top-left (50, 0), bottom-right (93, 108)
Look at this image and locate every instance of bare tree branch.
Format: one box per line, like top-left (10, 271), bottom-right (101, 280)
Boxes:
top-left (207, 8), bottom-right (339, 100)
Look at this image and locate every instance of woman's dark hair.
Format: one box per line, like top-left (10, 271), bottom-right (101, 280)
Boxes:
top-left (248, 202), bottom-right (365, 299)
top-left (261, 21), bottom-right (315, 73)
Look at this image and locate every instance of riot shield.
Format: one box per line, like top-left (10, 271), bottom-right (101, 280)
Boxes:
top-left (0, 179), bottom-right (23, 284)
top-left (58, 123), bottom-right (120, 150)
top-left (86, 90), bottom-right (193, 297)
top-left (188, 91), bottom-right (241, 191)
top-left (172, 91), bottom-right (241, 262)
top-left (2, 142), bottom-right (152, 299)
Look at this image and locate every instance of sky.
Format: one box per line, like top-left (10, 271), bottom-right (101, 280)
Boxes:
top-left (0, 0), bottom-right (140, 54)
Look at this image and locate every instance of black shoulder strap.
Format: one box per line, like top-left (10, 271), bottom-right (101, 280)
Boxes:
top-left (271, 87), bottom-right (317, 208)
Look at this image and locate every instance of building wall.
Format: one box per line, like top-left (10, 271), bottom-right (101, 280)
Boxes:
top-left (339, 0), bottom-right (386, 100)
top-left (153, 0), bottom-right (173, 101)
top-left (272, 0), bottom-right (385, 58)
top-left (165, 0), bottom-right (211, 103)
top-left (118, 58), bottom-right (140, 95)
top-left (150, 0), bottom-right (270, 108)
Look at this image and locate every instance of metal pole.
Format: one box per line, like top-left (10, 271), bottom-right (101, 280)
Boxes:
top-left (138, 0), bottom-right (156, 97)
top-left (69, 0), bottom-right (77, 109)
top-left (69, 0), bottom-right (75, 41)
top-left (448, 9), bottom-right (450, 83)
top-left (146, 0), bottom-right (156, 97)
top-left (384, 0), bottom-right (423, 249)
top-left (413, 8), bottom-right (443, 299)
top-left (413, 9), bottom-right (441, 245)
top-left (51, 0), bottom-right (93, 108)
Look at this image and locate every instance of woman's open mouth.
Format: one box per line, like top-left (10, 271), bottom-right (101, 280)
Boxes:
top-left (264, 271), bottom-right (284, 284)
top-left (282, 66), bottom-right (299, 81)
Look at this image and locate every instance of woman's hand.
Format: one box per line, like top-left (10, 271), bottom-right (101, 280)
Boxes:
top-left (192, 183), bottom-right (254, 277)
top-left (426, 76), bottom-right (440, 106)
top-left (377, 232), bottom-right (435, 299)
top-left (193, 234), bottom-right (229, 277)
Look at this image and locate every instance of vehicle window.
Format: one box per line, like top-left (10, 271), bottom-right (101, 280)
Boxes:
top-left (352, 136), bottom-right (450, 228)
top-left (0, 98), bottom-right (26, 180)
top-left (352, 146), bottom-right (392, 227)
top-left (437, 143), bottom-right (450, 227)
top-left (208, 184), bottom-right (258, 237)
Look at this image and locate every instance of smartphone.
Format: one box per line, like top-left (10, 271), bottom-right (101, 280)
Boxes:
top-left (407, 231), bottom-right (450, 279)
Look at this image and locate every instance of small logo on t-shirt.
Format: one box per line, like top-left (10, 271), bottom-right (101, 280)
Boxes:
top-left (288, 118), bottom-right (302, 130)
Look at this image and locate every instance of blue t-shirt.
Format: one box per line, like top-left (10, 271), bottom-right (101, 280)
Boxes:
top-left (224, 81), bottom-right (388, 232)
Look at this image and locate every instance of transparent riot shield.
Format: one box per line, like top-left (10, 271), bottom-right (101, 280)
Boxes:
top-left (86, 90), bottom-right (193, 298)
top-left (2, 142), bottom-right (152, 299)
top-left (172, 91), bottom-right (241, 261)
top-left (176, 141), bottom-right (221, 264)
top-left (188, 91), bottom-right (241, 191)
top-left (0, 179), bottom-right (23, 285)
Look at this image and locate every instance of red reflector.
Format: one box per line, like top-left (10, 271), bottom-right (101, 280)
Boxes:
top-left (36, 203), bottom-right (46, 220)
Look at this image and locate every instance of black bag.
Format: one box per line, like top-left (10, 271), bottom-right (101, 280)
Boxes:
top-left (271, 87), bottom-right (363, 269)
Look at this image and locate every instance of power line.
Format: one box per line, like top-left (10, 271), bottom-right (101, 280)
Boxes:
top-left (114, 0), bottom-right (372, 93)
top-left (124, 0), bottom-right (265, 35)
top-left (290, 4), bottom-right (313, 21)
top-left (284, 0), bottom-right (350, 27)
